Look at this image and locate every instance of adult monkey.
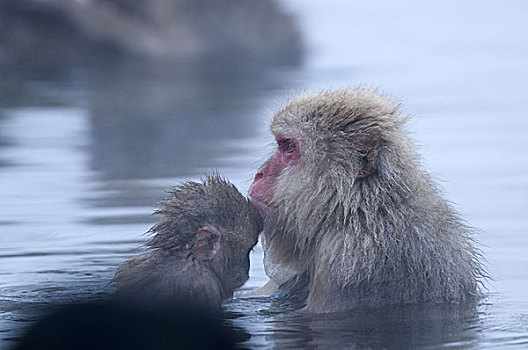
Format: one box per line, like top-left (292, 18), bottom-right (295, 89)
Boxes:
top-left (249, 88), bottom-right (485, 313)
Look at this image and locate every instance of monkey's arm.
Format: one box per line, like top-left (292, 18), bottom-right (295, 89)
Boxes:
top-left (304, 264), bottom-right (359, 313)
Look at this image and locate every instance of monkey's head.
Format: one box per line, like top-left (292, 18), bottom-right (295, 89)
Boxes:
top-left (249, 88), bottom-right (411, 252)
top-left (149, 175), bottom-right (263, 295)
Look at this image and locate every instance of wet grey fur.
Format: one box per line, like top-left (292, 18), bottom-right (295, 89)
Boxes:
top-left (113, 175), bottom-right (263, 308)
top-left (263, 88), bottom-right (486, 313)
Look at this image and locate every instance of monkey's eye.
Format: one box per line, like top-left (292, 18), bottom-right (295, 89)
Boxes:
top-left (278, 138), bottom-right (297, 153)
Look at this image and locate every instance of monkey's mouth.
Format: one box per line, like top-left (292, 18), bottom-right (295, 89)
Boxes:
top-left (249, 196), bottom-right (269, 214)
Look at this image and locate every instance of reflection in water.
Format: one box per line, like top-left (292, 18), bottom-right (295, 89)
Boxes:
top-left (82, 61), bottom-right (283, 223)
top-left (227, 298), bottom-right (480, 348)
top-left (86, 62), bottom-right (270, 180)
top-left (276, 304), bottom-right (479, 348)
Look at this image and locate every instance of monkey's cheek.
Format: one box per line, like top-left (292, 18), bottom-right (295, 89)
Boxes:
top-left (249, 197), bottom-right (269, 214)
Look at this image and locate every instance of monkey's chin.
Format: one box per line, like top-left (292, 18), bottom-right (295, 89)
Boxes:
top-left (249, 197), bottom-right (269, 214)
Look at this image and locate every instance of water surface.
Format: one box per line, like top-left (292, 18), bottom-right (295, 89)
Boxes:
top-left (1, 0), bottom-right (528, 348)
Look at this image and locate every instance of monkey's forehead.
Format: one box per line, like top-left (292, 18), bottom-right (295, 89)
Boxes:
top-left (271, 88), bottom-right (400, 134)
top-left (167, 177), bottom-right (248, 207)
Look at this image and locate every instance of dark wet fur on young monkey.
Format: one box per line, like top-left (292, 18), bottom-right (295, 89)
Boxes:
top-left (249, 88), bottom-right (486, 313)
top-left (114, 174), bottom-right (263, 308)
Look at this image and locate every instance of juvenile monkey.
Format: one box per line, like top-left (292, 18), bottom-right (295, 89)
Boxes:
top-left (114, 175), bottom-right (263, 308)
top-left (249, 88), bottom-right (485, 313)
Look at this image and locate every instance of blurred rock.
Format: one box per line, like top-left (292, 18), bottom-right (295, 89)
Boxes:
top-left (0, 0), bottom-right (302, 70)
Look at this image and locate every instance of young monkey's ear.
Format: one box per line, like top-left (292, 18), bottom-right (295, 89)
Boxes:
top-left (357, 138), bottom-right (378, 179)
top-left (192, 225), bottom-right (222, 261)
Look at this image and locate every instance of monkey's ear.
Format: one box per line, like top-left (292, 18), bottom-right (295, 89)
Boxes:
top-left (357, 140), bottom-right (378, 179)
top-left (192, 225), bottom-right (222, 261)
